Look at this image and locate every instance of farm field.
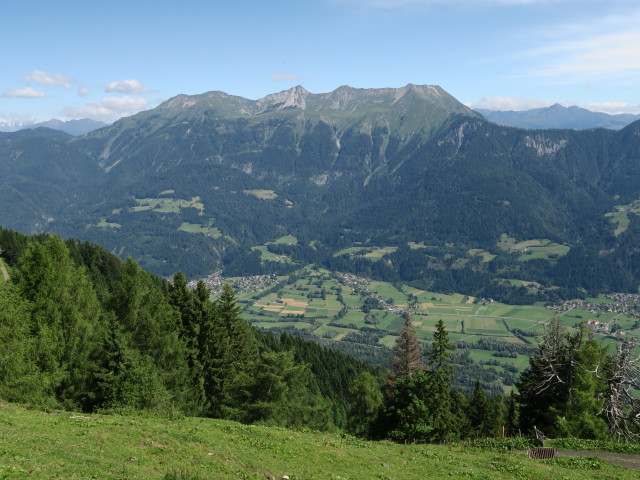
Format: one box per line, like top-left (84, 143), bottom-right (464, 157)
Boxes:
top-left (225, 267), bottom-right (640, 388)
top-left (132, 196), bottom-right (205, 213)
top-left (496, 234), bottom-right (570, 261)
top-left (605, 199), bottom-right (640, 236)
top-left (178, 221), bottom-right (222, 237)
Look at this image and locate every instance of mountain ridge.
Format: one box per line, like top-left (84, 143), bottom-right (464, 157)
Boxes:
top-left (2, 84), bottom-right (640, 297)
top-left (476, 104), bottom-right (640, 130)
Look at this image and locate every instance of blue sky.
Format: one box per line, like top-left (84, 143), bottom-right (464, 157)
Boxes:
top-left (2, 0), bottom-right (640, 123)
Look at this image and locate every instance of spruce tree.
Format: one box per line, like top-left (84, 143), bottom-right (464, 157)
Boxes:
top-left (347, 371), bottom-right (383, 437)
top-left (424, 318), bottom-right (457, 441)
top-left (12, 236), bottom-right (103, 410)
top-left (390, 312), bottom-right (423, 378)
top-left (216, 283), bottom-right (256, 374)
top-left (468, 380), bottom-right (490, 438)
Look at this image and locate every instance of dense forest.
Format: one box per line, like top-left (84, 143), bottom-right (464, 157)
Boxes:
top-left (1, 228), bottom-right (639, 442)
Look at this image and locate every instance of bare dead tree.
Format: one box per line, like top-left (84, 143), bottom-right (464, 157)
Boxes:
top-left (531, 315), bottom-right (568, 397)
top-left (597, 340), bottom-right (640, 441)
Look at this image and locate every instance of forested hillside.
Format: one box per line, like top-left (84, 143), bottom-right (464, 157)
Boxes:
top-left (1, 229), bottom-right (638, 443)
top-left (1, 84), bottom-right (640, 302)
top-left (0, 229), bottom-right (381, 430)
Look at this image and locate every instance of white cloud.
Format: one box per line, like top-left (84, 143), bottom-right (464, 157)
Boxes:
top-left (579, 101), bottom-right (640, 115)
top-left (105, 79), bottom-right (151, 94)
top-left (468, 96), bottom-right (640, 114)
top-left (22, 70), bottom-right (75, 90)
top-left (78, 86), bottom-right (91, 96)
top-left (64, 96), bottom-right (150, 122)
top-left (335, 0), bottom-right (558, 7)
top-left (272, 72), bottom-right (302, 82)
top-left (518, 6), bottom-right (640, 84)
top-left (468, 96), bottom-right (551, 111)
top-left (2, 86), bottom-right (46, 98)
top-left (529, 31), bottom-right (640, 81)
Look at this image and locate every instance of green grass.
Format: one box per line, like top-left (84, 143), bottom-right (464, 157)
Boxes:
top-left (363, 247), bottom-right (397, 259)
top-left (96, 218), bottom-right (121, 228)
top-left (605, 199), bottom-right (640, 236)
top-left (232, 268), bottom-right (640, 388)
top-left (496, 234), bottom-right (570, 261)
top-left (0, 258), bottom-right (9, 283)
top-left (333, 246), bottom-right (368, 257)
top-left (243, 189), bottom-right (278, 200)
top-left (272, 235), bottom-right (298, 245)
top-left (133, 196), bottom-right (205, 214)
top-left (469, 248), bottom-right (497, 262)
top-left (251, 246), bottom-right (293, 263)
top-left (178, 221), bottom-right (222, 237)
top-left (0, 402), bottom-right (637, 480)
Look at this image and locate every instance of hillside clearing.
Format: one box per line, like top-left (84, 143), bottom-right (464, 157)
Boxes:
top-left (0, 402), bottom-right (637, 479)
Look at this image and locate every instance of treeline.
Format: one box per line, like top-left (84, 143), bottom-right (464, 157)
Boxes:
top-left (0, 228), bottom-right (377, 430)
top-left (348, 314), bottom-right (640, 443)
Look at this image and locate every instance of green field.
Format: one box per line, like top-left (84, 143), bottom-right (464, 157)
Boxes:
top-left (497, 234), bottom-right (570, 261)
top-left (606, 199), bottom-right (640, 236)
top-left (132, 196), bottom-right (205, 213)
top-left (178, 221), bottom-right (222, 237)
top-left (251, 246), bottom-right (293, 263)
top-left (272, 235), bottom-right (298, 245)
top-left (243, 189), bottom-right (278, 200)
top-left (96, 218), bottom-right (121, 228)
top-left (2, 402), bottom-right (636, 480)
top-left (231, 267), bottom-right (640, 386)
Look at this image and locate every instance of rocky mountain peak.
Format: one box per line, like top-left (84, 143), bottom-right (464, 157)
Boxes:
top-left (256, 85), bottom-right (310, 112)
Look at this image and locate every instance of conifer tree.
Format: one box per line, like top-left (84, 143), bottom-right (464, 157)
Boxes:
top-left (424, 318), bottom-right (457, 441)
top-left (12, 236), bottom-right (103, 410)
top-left (216, 283), bottom-right (256, 375)
top-left (104, 258), bottom-right (191, 412)
top-left (0, 282), bottom-right (48, 405)
top-left (390, 312), bottom-right (423, 378)
top-left (468, 380), bottom-right (490, 438)
top-left (347, 371), bottom-right (383, 437)
top-left (195, 280), bottom-right (230, 417)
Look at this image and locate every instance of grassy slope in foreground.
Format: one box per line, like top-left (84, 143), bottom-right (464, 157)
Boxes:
top-left (0, 403), bottom-right (636, 480)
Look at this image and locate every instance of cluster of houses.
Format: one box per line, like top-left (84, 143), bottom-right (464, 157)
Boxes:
top-left (187, 271), bottom-right (279, 296)
top-left (547, 293), bottom-right (640, 320)
top-left (335, 272), bottom-right (371, 291)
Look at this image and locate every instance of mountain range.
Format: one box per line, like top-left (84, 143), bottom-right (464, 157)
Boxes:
top-left (476, 104), bottom-right (640, 130)
top-left (0, 118), bottom-right (109, 136)
top-left (1, 84), bottom-right (640, 301)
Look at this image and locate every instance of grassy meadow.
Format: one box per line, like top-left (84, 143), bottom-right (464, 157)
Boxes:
top-left (1, 402), bottom-right (637, 480)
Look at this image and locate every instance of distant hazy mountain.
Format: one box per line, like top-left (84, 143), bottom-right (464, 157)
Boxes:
top-left (0, 118), bottom-right (108, 135)
top-left (476, 104), bottom-right (640, 130)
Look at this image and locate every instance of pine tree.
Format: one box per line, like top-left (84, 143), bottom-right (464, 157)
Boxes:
top-left (216, 283), bottom-right (256, 375)
top-left (104, 258), bottom-right (191, 413)
top-left (12, 236), bottom-right (103, 410)
top-left (0, 282), bottom-right (49, 405)
top-left (424, 318), bottom-right (457, 441)
top-left (426, 318), bottom-right (453, 372)
top-left (347, 371), bottom-right (383, 437)
top-left (468, 380), bottom-right (490, 438)
top-left (390, 312), bottom-right (423, 378)
top-left (517, 319), bottom-right (608, 438)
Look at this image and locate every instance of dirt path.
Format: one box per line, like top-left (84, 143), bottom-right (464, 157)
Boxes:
top-left (557, 450), bottom-right (640, 471)
top-left (0, 261), bottom-right (8, 281)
